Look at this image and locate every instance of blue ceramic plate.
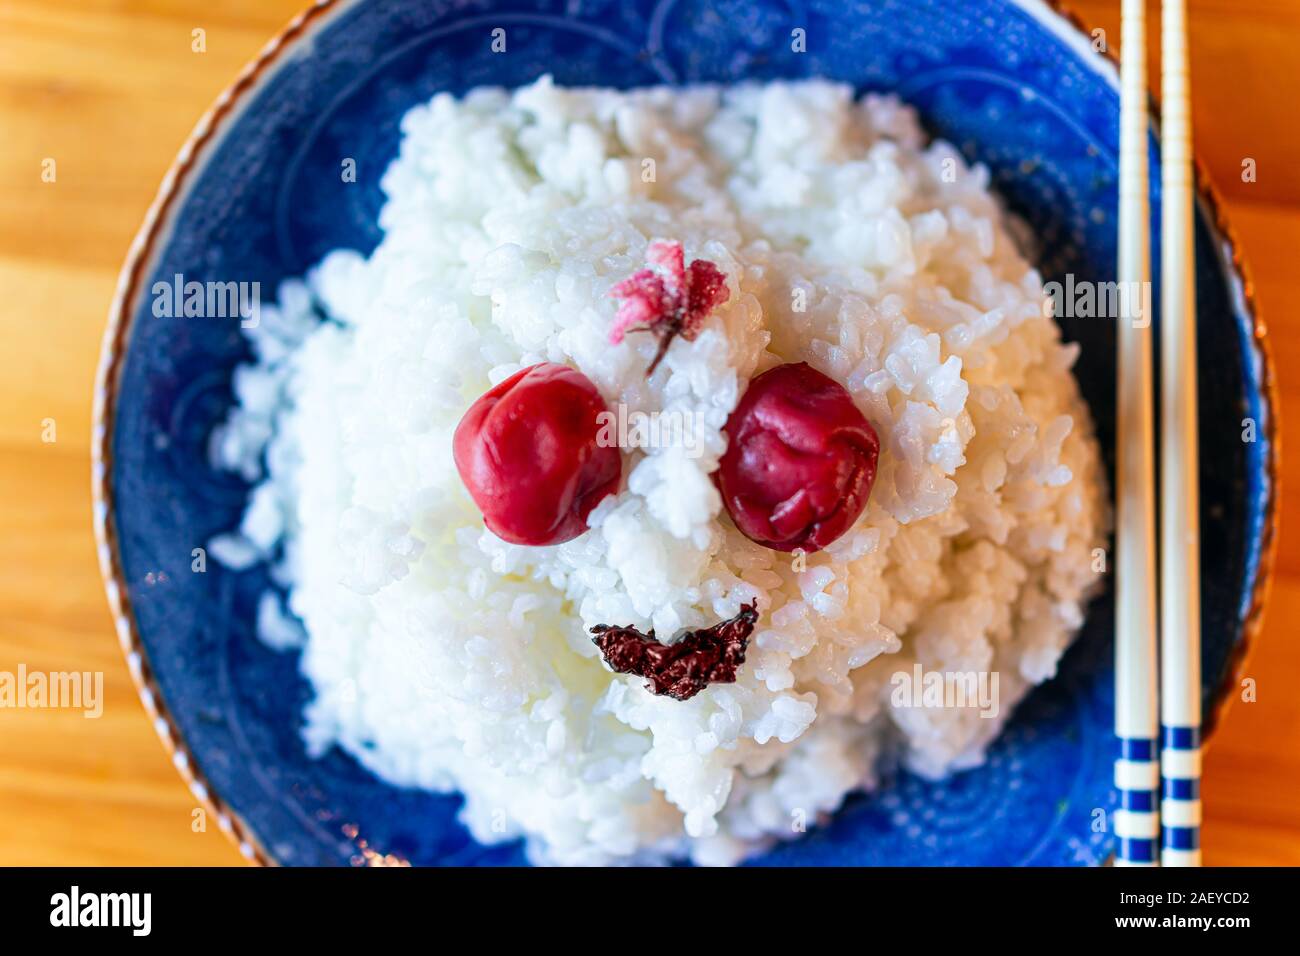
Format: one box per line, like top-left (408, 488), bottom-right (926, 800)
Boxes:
top-left (94, 0), bottom-right (1277, 866)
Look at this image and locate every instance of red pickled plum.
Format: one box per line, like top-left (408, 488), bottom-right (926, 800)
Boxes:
top-left (453, 363), bottom-right (621, 546)
top-left (717, 362), bottom-right (879, 552)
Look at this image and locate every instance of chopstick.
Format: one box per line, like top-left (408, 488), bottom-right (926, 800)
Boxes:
top-left (1114, 0), bottom-right (1161, 868)
top-left (1159, 0), bottom-right (1202, 868)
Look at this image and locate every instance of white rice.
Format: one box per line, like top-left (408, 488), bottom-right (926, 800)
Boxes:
top-left (210, 77), bottom-right (1108, 866)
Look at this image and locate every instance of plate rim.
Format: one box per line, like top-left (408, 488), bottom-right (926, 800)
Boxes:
top-left (91, 0), bottom-right (1280, 867)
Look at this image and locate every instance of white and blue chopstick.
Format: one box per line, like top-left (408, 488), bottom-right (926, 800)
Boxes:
top-left (1114, 0), bottom-right (1161, 867)
top-left (1159, 0), bottom-right (1202, 868)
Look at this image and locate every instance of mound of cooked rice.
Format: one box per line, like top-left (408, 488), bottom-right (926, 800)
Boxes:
top-left (210, 77), bottom-right (1107, 866)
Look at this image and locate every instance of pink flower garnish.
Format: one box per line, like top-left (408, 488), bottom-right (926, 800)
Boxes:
top-left (609, 240), bottom-right (729, 376)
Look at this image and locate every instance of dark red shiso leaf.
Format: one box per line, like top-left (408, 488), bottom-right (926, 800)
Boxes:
top-left (591, 603), bottom-right (759, 701)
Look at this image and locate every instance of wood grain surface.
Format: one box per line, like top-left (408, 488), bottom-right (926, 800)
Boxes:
top-left (0, 0), bottom-right (1296, 866)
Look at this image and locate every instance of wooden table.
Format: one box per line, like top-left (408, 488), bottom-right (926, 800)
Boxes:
top-left (1, 0), bottom-right (1296, 866)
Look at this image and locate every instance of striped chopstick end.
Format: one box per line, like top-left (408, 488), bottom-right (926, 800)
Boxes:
top-left (1115, 735), bottom-right (1160, 866)
top-left (1160, 724), bottom-right (1202, 866)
